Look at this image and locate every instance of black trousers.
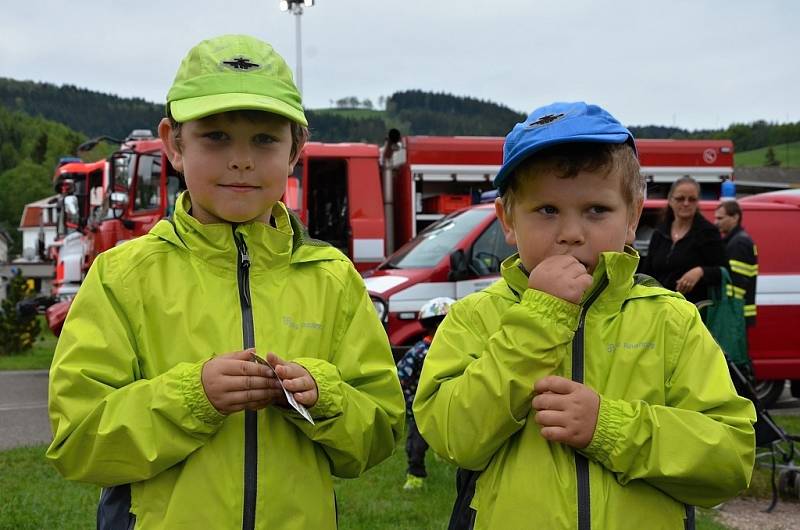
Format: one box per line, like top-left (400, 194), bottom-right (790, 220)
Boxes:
top-left (406, 417), bottom-right (429, 478)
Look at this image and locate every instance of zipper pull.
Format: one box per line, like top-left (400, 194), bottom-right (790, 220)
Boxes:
top-left (236, 234), bottom-right (251, 269)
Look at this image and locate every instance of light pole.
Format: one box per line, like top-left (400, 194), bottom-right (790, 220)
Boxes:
top-left (279, 0), bottom-right (314, 96)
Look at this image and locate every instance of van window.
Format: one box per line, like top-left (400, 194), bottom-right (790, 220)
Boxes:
top-left (470, 219), bottom-right (516, 275)
top-left (382, 208), bottom-right (493, 269)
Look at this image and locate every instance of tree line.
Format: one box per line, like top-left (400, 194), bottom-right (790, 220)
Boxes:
top-left (2, 77), bottom-right (800, 256)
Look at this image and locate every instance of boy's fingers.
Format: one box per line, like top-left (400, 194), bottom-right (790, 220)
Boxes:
top-left (266, 353), bottom-right (287, 366)
top-left (534, 376), bottom-right (575, 395)
top-left (282, 374), bottom-right (315, 392)
top-left (224, 388), bottom-right (279, 407)
top-left (534, 410), bottom-right (567, 428)
top-left (532, 392), bottom-right (568, 411)
top-left (539, 425), bottom-right (575, 443)
top-left (294, 390), bottom-right (317, 406)
top-left (221, 359), bottom-right (271, 378)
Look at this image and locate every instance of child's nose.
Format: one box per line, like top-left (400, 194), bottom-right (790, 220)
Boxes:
top-left (228, 156), bottom-right (254, 171)
top-left (557, 218), bottom-right (585, 245)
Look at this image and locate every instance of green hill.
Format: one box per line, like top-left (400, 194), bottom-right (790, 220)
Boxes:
top-left (734, 141), bottom-right (800, 168)
top-left (0, 78), bottom-right (524, 144)
top-left (0, 78), bottom-right (164, 141)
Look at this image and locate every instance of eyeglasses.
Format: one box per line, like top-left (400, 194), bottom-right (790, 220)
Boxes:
top-left (671, 196), bottom-right (698, 204)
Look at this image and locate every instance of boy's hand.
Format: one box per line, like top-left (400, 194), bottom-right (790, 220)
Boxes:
top-left (267, 353), bottom-right (319, 408)
top-left (532, 376), bottom-right (600, 449)
top-left (201, 349), bottom-right (284, 414)
top-left (528, 255), bottom-right (593, 304)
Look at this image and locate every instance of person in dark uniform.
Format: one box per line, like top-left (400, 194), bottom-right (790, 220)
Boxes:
top-left (715, 200), bottom-right (758, 326)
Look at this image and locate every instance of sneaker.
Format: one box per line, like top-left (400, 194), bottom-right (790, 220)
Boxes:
top-left (403, 474), bottom-right (425, 490)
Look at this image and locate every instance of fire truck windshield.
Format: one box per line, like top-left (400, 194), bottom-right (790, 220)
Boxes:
top-left (383, 208), bottom-right (493, 269)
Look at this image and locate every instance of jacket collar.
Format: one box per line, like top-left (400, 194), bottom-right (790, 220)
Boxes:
top-left (150, 191), bottom-right (294, 273)
top-left (722, 223), bottom-right (742, 243)
top-left (499, 247), bottom-right (640, 308)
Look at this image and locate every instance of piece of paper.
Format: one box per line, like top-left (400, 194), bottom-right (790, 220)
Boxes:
top-left (252, 353), bottom-right (315, 425)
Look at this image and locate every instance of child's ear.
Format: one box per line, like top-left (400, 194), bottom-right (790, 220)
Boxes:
top-left (288, 130), bottom-right (308, 174)
top-left (158, 118), bottom-right (184, 173)
top-left (495, 197), bottom-right (517, 246)
top-left (626, 197), bottom-right (645, 245)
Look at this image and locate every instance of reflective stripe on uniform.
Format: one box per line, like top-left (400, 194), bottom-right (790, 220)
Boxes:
top-left (744, 304), bottom-right (757, 317)
top-left (730, 259), bottom-right (758, 277)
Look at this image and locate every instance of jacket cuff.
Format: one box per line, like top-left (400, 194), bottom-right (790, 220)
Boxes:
top-left (292, 357), bottom-right (343, 419)
top-left (520, 289), bottom-right (581, 330)
top-left (582, 396), bottom-right (624, 464)
top-left (181, 360), bottom-right (225, 426)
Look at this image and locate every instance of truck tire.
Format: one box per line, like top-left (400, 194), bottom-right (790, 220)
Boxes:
top-left (754, 379), bottom-right (785, 408)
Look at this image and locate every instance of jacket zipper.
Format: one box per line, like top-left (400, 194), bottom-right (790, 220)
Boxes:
top-left (234, 228), bottom-right (258, 530)
top-left (572, 277), bottom-right (608, 530)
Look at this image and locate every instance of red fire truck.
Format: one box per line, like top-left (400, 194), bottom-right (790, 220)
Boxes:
top-left (46, 132), bottom-right (184, 334)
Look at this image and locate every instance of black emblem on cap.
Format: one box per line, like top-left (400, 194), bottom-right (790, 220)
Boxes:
top-left (222, 57), bottom-right (261, 70)
top-left (526, 113), bottom-right (565, 128)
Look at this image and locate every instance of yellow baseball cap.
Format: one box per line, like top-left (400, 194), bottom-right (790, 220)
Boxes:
top-left (166, 34), bottom-right (307, 126)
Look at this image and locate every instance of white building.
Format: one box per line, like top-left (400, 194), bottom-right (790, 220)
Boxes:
top-left (18, 195), bottom-right (59, 262)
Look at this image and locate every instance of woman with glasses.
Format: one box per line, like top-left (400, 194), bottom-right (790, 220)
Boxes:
top-left (639, 176), bottom-right (728, 303)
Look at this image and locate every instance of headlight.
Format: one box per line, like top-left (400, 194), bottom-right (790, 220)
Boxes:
top-left (371, 296), bottom-right (388, 323)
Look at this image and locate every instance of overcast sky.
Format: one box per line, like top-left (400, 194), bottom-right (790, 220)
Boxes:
top-left (1, 0), bottom-right (797, 131)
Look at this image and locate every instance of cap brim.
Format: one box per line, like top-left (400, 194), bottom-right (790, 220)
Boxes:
top-left (494, 132), bottom-right (633, 193)
top-left (170, 92), bottom-right (308, 126)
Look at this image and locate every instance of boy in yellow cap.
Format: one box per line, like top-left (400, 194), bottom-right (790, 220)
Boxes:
top-left (47, 34), bottom-right (404, 530)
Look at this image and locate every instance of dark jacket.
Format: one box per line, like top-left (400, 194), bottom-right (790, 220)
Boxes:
top-left (723, 225), bottom-right (758, 326)
top-left (639, 212), bottom-right (728, 303)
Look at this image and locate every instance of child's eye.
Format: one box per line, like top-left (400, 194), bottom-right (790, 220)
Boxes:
top-left (538, 205), bottom-right (558, 215)
top-left (588, 205), bottom-right (610, 215)
top-left (253, 133), bottom-right (278, 145)
top-left (203, 131), bottom-right (228, 141)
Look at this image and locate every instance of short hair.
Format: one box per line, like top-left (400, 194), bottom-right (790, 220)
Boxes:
top-left (501, 142), bottom-right (642, 220)
top-left (717, 199), bottom-right (743, 225)
top-left (166, 108), bottom-right (309, 160)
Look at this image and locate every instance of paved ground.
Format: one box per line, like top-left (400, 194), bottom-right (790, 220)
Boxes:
top-left (0, 370), bottom-right (51, 450)
top-left (717, 497), bottom-right (800, 530)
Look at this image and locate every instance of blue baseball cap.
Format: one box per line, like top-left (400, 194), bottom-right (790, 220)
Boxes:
top-left (493, 102), bottom-right (636, 194)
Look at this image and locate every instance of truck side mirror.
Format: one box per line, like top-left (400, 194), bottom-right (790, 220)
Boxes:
top-left (109, 192), bottom-right (128, 209)
top-left (448, 249), bottom-right (469, 281)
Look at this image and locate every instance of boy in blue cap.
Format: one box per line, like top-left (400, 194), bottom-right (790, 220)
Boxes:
top-left (47, 35), bottom-right (404, 529)
top-left (413, 102), bottom-right (755, 529)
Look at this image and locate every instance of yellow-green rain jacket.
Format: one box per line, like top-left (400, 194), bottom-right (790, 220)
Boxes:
top-left (414, 249), bottom-right (755, 530)
top-left (47, 193), bottom-right (404, 529)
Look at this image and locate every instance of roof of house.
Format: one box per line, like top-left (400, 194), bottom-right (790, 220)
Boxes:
top-left (19, 195), bottom-right (59, 228)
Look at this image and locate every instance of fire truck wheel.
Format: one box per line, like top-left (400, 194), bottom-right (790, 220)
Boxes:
top-left (754, 379), bottom-right (786, 409)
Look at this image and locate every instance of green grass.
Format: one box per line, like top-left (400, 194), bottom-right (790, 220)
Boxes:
top-left (0, 318), bottom-right (57, 371)
top-left (742, 414), bottom-right (800, 499)
top-left (0, 443), bottom-right (734, 529)
top-left (735, 141), bottom-right (800, 168)
top-left (334, 448), bottom-right (455, 529)
top-left (0, 445), bottom-right (98, 530)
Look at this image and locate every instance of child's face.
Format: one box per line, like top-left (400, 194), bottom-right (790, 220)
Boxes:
top-left (159, 112), bottom-right (299, 225)
top-left (495, 168), bottom-right (642, 274)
